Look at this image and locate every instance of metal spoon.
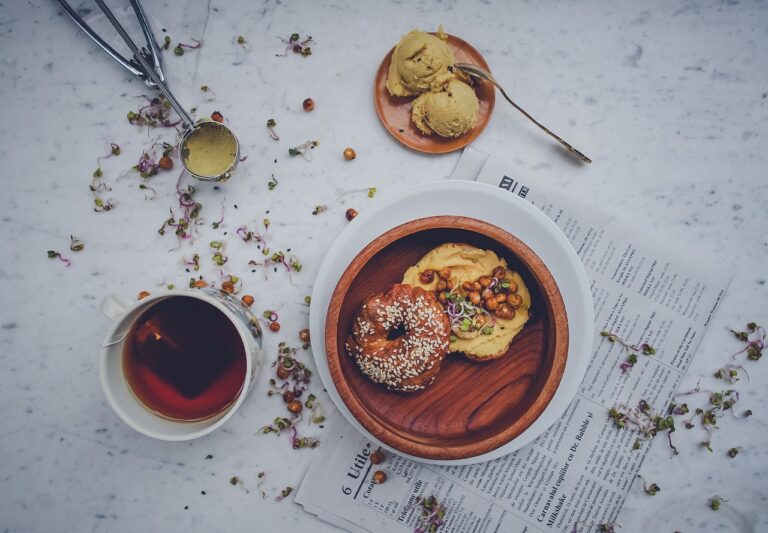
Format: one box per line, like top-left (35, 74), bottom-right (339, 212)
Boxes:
top-left (58, 0), bottom-right (240, 180)
top-left (452, 63), bottom-right (592, 164)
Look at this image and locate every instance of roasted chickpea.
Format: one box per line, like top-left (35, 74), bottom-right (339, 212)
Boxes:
top-left (138, 290), bottom-right (150, 300)
top-left (345, 208), bottom-right (358, 221)
top-left (506, 279), bottom-right (519, 293)
top-left (438, 292), bottom-right (447, 304)
top-left (462, 281), bottom-right (474, 292)
top-left (299, 328), bottom-right (311, 343)
top-left (496, 303), bottom-right (515, 320)
top-left (472, 281), bottom-right (482, 292)
top-left (495, 293), bottom-right (507, 303)
top-left (445, 279), bottom-right (455, 291)
top-left (437, 267), bottom-right (451, 280)
top-left (468, 291), bottom-right (482, 305)
top-left (372, 470), bottom-right (387, 484)
top-left (241, 294), bottom-right (255, 307)
top-left (484, 296), bottom-right (499, 311)
top-left (507, 293), bottom-right (523, 307)
top-left (282, 390), bottom-right (296, 403)
top-left (276, 365), bottom-right (291, 380)
top-left (481, 288), bottom-right (493, 299)
top-left (343, 147), bottom-right (356, 160)
top-left (370, 449), bottom-right (385, 465)
top-left (492, 266), bottom-right (507, 279)
top-left (269, 321), bottom-right (281, 332)
top-left (419, 270), bottom-right (435, 284)
top-left (478, 275), bottom-right (492, 288)
top-left (287, 400), bottom-right (303, 414)
top-left (435, 280), bottom-right (447, 292)
top-left (474, 314), bottom-right (487, 327)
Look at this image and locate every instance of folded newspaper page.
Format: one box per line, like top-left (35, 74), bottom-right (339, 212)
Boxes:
top-left (296, 150), bottom-right (730, 532)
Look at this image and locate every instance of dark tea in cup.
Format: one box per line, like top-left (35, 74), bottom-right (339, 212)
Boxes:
top-left (122, 296), bottom-right (247, 421)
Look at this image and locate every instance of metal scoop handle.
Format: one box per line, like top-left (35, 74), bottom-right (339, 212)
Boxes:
top-left (453, 63), bottom-right (592, 164)
top-left (92, 0), bottom-right (195, 129)
top-left (56, 0), bottom-right (164, 88)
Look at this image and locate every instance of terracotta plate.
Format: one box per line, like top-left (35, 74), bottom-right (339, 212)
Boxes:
top-left (374, 34), bottom-right (495, 154)
top-left (325, 216), bottom-right (568, 461)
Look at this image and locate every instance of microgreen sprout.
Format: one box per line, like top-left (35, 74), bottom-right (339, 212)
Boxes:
top-left (266, 118), bottom-right (279, 141)
top-left (189, 276), bottom-right (208, 289)
top-left (727, 446), bottom-right (741, 458)
top-left (276, 33), bottom-right (314, 57)
top-left (643, 482), bottom-right (660, 496)
top-left (127, 95), bottom-right (181, 128)
top-left (183, 253), bottom-right (200, 271)
top-left (368, 187), bottom-right (377, 198)
top-left (713, 363), bottom-right (748, 384)
top-left (69, 236), bottom-right (85, 252)
top-left (304, 296), bottom-right (312, 305)
top-left (673, 384), bottom-right (741, 452)
top-left (219, 274), bottom-right (240, 294)
top-left (199, 85), bottom-right (216, 101)
top-left (47, 250), bottom-right (71, 266)
top-left (162, 35), bottom-right (171, 50)
top-left (288, 140), bottom-right (319, 160)
top-left (173, 38), bottom-right (202, 56)
top-left (275, 486), bottom-right (293, 502)
top-left (600, 330), bottom-right (656, 373)
top-left (312, 204), bottom-right (327, 215)
top-left (414, 496), bottom-right (446, 533)
top-left (609, 400), bottom-right (678, 455)
top-left (729, 322), bottom-right (765, 361)
top-left (138, 183), bottom-right (157, 199)
top-left (267, 175), bottom-right (278, 190)
top-left (709, 495), bottom-right (727, 511)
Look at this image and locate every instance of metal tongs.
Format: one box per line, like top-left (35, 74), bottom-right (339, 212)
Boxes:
top-left (58, 0), bottom-right (240, 180)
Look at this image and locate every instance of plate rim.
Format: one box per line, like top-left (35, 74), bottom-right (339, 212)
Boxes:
top-left (310, 180), bottom-right (594, 465)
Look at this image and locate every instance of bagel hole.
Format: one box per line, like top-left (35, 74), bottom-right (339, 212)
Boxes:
top-left (386, 324), bottom-right (407, 341)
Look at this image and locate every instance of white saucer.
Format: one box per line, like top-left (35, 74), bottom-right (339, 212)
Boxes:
top-left (310, 180), bottom-right (593, 465)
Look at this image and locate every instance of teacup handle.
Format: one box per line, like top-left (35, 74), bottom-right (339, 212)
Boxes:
top-left (100, 293), bottom-right (132, 321)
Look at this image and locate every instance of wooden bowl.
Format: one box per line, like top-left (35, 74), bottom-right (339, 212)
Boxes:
top-left (325, 216), bottom-right (568, 460)
top-left (374, 34), bottom-right (495, 154)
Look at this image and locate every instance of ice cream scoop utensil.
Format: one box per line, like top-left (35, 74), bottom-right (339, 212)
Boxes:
top-left (452, 63), bottom-right (591, 164)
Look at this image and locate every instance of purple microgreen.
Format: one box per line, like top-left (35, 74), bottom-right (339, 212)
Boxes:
top-left (69, 236), bottom-right (85, 252)
top-left (600, 330), bottom-right (656, 374)
top-left (183, 253), bottom-right (200, 271)
top-left (276, 33), bottom-right (314, 57)
top-left (729, 322), bottom-right (764, 361)
top-left (609, 400), bottom-right (677, 455)
top-left (93, 197), bottom-right (116, 212)
top-left (127, 95), bottom-right (181, 128)
top-left (414, 496), bottom-right (447, 533)
top-left (288, 140), bottom-right (319, 160)
top-left (266, 119), bottom-right (279, 141)
top-left (46, 250), bottom-right (71, 266)
top-left (173, 38), bottom-right (202, 56)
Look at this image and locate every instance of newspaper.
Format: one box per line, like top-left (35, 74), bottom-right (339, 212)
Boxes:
top-left (296, 149), bottom-right (730, 532)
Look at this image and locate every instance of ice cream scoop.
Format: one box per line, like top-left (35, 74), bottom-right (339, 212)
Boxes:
top-left (411, 77), bottom-right (479, 138)
top-left (386, 27), bottom-right (455, 97)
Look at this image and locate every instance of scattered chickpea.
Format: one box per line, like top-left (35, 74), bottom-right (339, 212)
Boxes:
top-left (420, 270), bottom-right (436, 284)
top-left (507, 293), bottom-right (523, 307)
top-left (211, 111), bottom-right (224, 123)
top-left (287, 400), bottom-right (303, 414)
top-left (461, 281), bottom-right (474, 292)
top-left (138, 290), bottom-right (150, 300)
top-left (495, 293), bottom-right (507, 304)
top-left (445, 279), bottom-right (455, 290)
top-left (343, 147), bottom-right (356, 160)
top-left (269, 321), bottom-right (281, 332)
top-left (299, 328), bottom-right (311, 343)
top-left (193, 279), bottom-right (208, 288)
top-left (241, 294), bottom-right (255, 307)
top-left (276, 365), bottom-right (291, 380)
top-left (478, 275), bottom-right (492, 288)
top-left (506, 280), bottom-right (519, 293)
top-left (481, 288), bottom-right (493, 299)
top-left (496, 303), bottom-right (515, 320)
top-left (484, 296), bottom-right (499, 311)
top-left (282, 390), bottom-right (296, 403)
top-left (435, 280), bottom-right (447, 292)
top-left (345, 208), bottom-right (358, 221)
top-left (468, 291), bottom-right (482, 306)
top-left (472, 281), bottom-right (482, 292)
top-left (437, 267), bottom-right (451, 280)
top-left (492, 266), bottom-right (507, 279)
top-left (302, 98), bottom-right (315, 112)
top-left (370, 449), bottom-right (385, 465)
top-left (372, 470), bottom-right (387, 484)
top-left (158, 155), bottom-right (173, 170)
top-left (221, 280), bottom-right (235, 294)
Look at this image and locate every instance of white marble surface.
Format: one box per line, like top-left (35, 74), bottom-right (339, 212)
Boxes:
top-left (1, 0), bottom-right (767, 531)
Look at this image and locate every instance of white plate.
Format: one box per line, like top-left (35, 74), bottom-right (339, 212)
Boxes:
top-left (310, 180), bottom-right (593, 465)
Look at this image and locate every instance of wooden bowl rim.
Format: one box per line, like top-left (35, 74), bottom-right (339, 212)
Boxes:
top-left (325, 215), bottom-right (569, 460)
top-left (373, 33), bottom-right (496, 154)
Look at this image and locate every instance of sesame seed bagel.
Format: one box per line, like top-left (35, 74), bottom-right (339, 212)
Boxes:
top-left (345, 284), bottom-right (450, 392)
